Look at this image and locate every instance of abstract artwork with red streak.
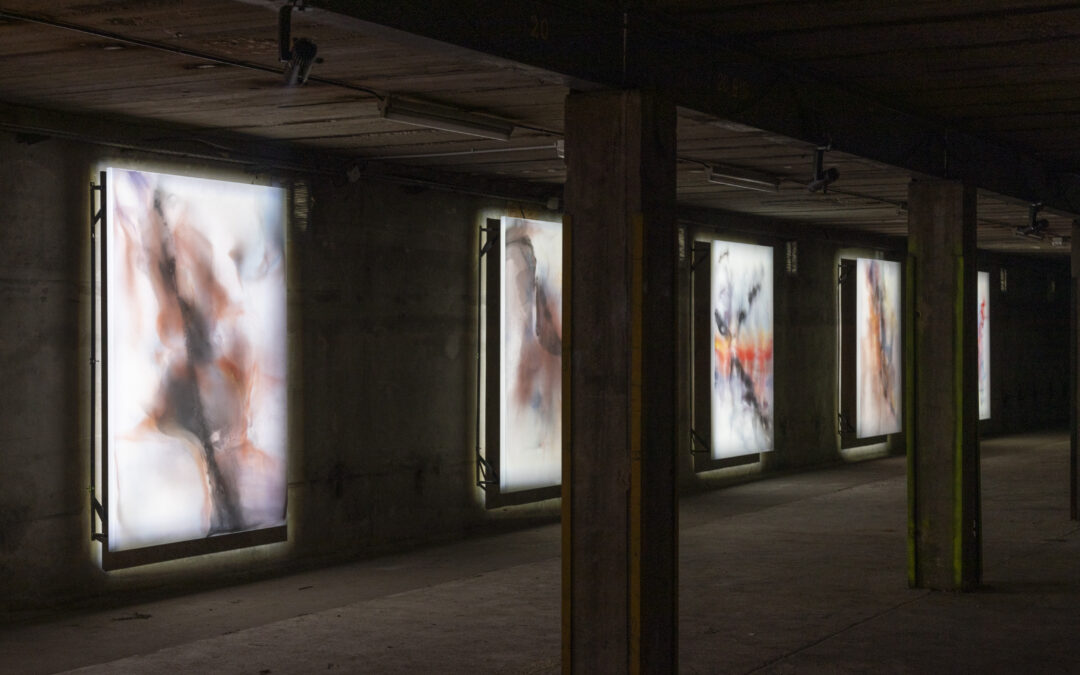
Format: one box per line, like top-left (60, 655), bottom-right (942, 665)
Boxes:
top-left (106, 168), bottom-right (287, 553)
top-left (978, 271), bottom-right (990, 420)
top-left (710, 240), bottom-right (773, 459)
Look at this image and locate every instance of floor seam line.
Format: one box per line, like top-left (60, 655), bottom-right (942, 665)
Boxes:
top-left (740, 591), bottom-right (930, 674)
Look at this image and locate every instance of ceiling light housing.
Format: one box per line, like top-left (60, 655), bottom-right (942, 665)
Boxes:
top-left (704, 164), bottom-right (780, 193)
top-left (379, 96), bottom-right (514, 141)
top-left (1015, 202), bottom-right (1051, 239)
top-left (279, 2), bottom-right (318, 86)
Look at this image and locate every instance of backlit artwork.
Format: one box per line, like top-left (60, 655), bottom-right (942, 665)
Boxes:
top-left (856, 258), bottom-right (902, 438)
top-left (978, 271), bottom-right (990, 420)
top-left (500, 217), bottom-right (562, 491)
top-left (106, 168), bottom-right (287, 553)
top-left (710, 240), bottom-right (773, 458)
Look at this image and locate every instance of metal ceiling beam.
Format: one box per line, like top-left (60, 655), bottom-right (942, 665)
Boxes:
top-left (266, 0), bottom-right (1080, 215)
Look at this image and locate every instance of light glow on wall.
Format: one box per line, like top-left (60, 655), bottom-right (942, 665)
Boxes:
top-left (499, 216), bottom-right (562, 492)
top-left (710, 240), bottom-right (773, 458)
top-left (855, 258), bottom-right (902, 438)
top-left (106, 167), bottom-right (287, 553)
top-left (978, 271), bottom-right (991, 420)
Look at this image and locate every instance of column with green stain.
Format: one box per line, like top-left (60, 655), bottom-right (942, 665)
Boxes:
top-left (905, 179), bottom-right (982, 591)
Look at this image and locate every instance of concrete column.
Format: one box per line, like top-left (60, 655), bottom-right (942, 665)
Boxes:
top-left (562, 89), bottom-right (677, 672)
top-left (1071, 222), bottom-right (1080, 520)
top-left (906, 179), bottom-right (982, 590)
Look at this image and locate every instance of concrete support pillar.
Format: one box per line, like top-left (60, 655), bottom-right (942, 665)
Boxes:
top-left (562, 89), bottom-right (677, 672)
top-left (906, 180), bottom-right (982, 590)
top-left (1071, 221), bottom-right (1080, 520)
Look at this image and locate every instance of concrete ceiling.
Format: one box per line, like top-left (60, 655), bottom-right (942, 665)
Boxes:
top-left (0, 0), bottom-right (1076, 253)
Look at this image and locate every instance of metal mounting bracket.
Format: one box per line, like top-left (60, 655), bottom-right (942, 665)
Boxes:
top-left (89, 170), bottom-right (108, 544)
top-left (690, 428), bottom-right (711, 456)
top-left (690, 242), bottom-right (710, 271)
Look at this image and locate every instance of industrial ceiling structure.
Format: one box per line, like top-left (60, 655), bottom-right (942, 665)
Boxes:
top-left (1, 0), bottom-right (1078, 252)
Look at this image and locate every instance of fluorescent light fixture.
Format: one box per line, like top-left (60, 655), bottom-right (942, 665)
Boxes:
top-left (704, 165), bottom-right (780, 192)
top-left (379, 96), bottom-right (514, 141)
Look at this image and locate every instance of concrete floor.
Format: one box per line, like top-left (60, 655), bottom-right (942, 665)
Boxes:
top-left (2, 431), bottom-right (1078, 674)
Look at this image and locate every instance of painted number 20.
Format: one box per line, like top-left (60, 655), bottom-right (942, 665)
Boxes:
top-left (530, 14), bottom-right (549, 40)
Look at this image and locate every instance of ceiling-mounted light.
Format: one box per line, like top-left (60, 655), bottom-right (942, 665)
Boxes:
top-left (807, 145), bottom-right (839, 193)
top-left (1015, 202), bottom-right (1050, 239)
top-left (279, 2), bottom-right (319, 86)
top-left (704, 164), bottom-right (780, 193)
top-left (378, 96), bottom-right (514, 141)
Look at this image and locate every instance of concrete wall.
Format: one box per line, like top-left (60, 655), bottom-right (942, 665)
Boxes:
top-left (681, 226), bottom-right (905, 491)
top-left (984, 255), bottom-right (1070, 434)
top-left (0, 137), bottom-right (92, 610)
top-left (680, 224), bottom-right (1072, 494)
top-left (291, 178), bottom-right (558, 559)
top-left (0, 133), bottom-right (559, 613)
top-left (0, 131), bottom-right (1070, 613)
top-left (772, 237), bottom-right (849, 468)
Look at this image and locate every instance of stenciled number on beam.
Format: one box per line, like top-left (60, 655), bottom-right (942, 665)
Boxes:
top-left (529, 14), bottom-right (549, 41)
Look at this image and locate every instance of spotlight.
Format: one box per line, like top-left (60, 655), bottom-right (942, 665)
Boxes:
top-left (807, 145), bottom-right (839, 193)
top-left (279, 2), bottom-right (319, 86)
top-left (1015, 203), bottom-right (1050, 239)
top-left (378, 96), bottom-right (514, 141)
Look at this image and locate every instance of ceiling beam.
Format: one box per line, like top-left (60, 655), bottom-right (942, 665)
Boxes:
top-left (0, 100), bottom-right (331, 175)
top-left (679, 205), bottom-right (907, 253)
top-left (265, 0), bottom-right (1080, 215)
top-left (0, 100), bottom-right (562, 206)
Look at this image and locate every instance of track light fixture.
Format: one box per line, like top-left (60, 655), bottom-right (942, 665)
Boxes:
top-left (807, 145), bottom-right (839, 193)
top-left (704, 164), bottom-right (780, 193)
top-left (1015, 203), bottom-right (1050, 239)
top-left (279, 2), bottom-right (319, 86)
top-left (378, 96), bottom-right (515, 141)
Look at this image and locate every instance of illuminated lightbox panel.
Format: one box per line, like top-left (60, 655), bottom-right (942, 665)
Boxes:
top-left (855, 259), bottom-right (902, 438)
top-left (102, 167), bottom-right (287, 567)
top-left (710, 240), bottom-right (774, 459)
top-left (978, 271), bottom-right (991, 420)
top-left (499, 216), bottom-right (562, 493)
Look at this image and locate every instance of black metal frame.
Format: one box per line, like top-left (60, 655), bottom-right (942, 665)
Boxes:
top-left (477, 216), bottom-right (561, 508)
top-left (89, 171), bottom-right (107, 544)
top-left (475, 219), bottom-right (498, 491)
top-left (688, 241), bottom-right (713, 461)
